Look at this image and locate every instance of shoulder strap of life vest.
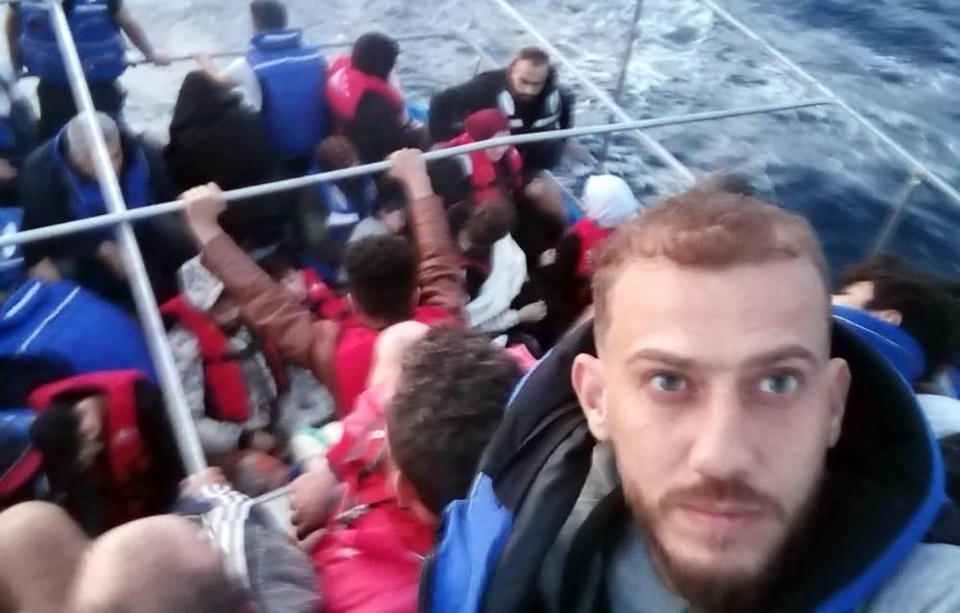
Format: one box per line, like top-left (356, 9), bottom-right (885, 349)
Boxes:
top-left (28, 370), bottom-right (148, 491)
top-left (160, 296), bottom-right (252, 423)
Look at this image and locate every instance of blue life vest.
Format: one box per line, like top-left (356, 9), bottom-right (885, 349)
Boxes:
top-left (247, 29), bottom-right (326, 159)
top-left (832, 305), bottom-right (926, 386)
top-left (0, 208), bottom-right (26, 294)
top-left (51, 128), bottom-right (152, 239)
top-left (0, 279), bottom-right (156, 380)
top-left (0, 408), bottom-right (39, 498)
top-left (315, 173), bottom-right (377, 244)
top-left (18, 0), bottom-right (127, 83)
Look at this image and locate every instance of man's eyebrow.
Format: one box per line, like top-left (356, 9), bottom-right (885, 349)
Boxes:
top-left (742, 344), bottom-right (819, 368)
top-left (625, 349), bottom-right (697, 370)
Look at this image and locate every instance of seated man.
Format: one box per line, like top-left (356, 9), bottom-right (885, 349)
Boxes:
top-left (325, 32), bottom-right (425, 163)
top-left (430, 46), bottom-right (574, 174)
top-left (183, 149), bottom-right (466, 415)
top-left (438, 109), bottom-right (523, 205)
top-left (297, 324), bottom-right (521, 613)
top-left (197, 0), bottom-right (326, 169)
top-left (162, 256), bottom-right (289, 462)
top-left (0, 468), bottom-right (317, 613)
top-left (21, 113), bottom-right (193, 304)
top-left (424, 189), bottom-right (960, 611)
top-left (28, 370), bottom-right (184, 535)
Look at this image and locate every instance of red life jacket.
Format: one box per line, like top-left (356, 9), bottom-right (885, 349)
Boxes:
top-left (326, 56), bottom-right (405, 122)
top-left (160, 296), bottom-right (288, 423)
top-left (445, 133), bottom-right (523, 203)
top-left (28, 371), bottom-right (149, 518)
top-left (570, 218), bottom-right (614, 279)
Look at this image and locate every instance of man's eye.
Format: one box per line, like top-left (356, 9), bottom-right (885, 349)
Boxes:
top-left (758, 373), bottom-right (799, 395)
top-left (650, 374), bottom-right (687, 393)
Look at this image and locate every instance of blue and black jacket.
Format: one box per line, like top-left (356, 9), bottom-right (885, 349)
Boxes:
top-left (16, 0), bottom-right (126, 84)
top-left (247, 28), bottom-right (327, 160)
top-left (422, 317), bottom-right (954, 612)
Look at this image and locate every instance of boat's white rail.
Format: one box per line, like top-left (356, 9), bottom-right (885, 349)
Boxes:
top-left (3, 1), bottom-right (953, 475)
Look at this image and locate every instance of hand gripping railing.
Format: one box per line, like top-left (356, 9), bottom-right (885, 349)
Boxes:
top-left (47, 0), bottom-right (207, 474)
top-left (0, 98), bottom-right (831, 251)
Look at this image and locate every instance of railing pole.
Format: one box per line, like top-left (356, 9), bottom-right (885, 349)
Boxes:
top-left (0, 98), bottom-right (832, 250)
top-left (699, 0), bottom-right (960, 210)
top-left (597, 0), bottom-right (644, 171)
top-left (48, 1), bottom-right (207, 474)
top-left (489, 0), bottom-right (696, 185)
top-left (871, 174), bottom-right (922, 256)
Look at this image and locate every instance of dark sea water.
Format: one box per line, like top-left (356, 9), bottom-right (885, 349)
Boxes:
top-left (113, 0), bottom-right (958, 279)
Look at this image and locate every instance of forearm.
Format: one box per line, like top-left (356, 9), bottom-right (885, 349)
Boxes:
top-left (5, 13), bottom-right (21, 74)
top-left (118, 13), bottom-right (157, 60)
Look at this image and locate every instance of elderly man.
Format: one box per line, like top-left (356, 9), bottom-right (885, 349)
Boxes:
top-left (20, 112), bottom-right (191, 303)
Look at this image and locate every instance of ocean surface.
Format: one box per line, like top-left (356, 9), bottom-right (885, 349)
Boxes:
top-left (19, 0), bottom-right (960, 278)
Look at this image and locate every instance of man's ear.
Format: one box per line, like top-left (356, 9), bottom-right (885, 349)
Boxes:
top-left (827, 357), bottom-right (852, 447)
top-left (572, 354), bottom-right (610, 441)
top-left (874, 309), bottom-right (903, 327)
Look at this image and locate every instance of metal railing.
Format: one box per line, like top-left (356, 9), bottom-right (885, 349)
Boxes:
top-left (4, 1), bottom-right (953, 474)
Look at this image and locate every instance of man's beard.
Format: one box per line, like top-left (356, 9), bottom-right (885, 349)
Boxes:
top-left (626, 475), bottom-right (822, 613)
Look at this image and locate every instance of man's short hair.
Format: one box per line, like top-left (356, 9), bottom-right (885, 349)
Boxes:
top-left (343, 234), bottom-right (418, 323)
top-left (315, 136), bottom-right (359, 171)
top-left (65, 112), bottom-right (120, 164)
top-left (465, 198), bottom-right (516, 248)
top-left (843, 254), bottom-right (959, 378)
top-left (592, 189), bottom-right (829, 337)
top-left (514, 46), bottom-right (550, 66)
top-left (250, 0), bottom-right (288, 30)
top-left (387, 326), bottom-right (522, 514)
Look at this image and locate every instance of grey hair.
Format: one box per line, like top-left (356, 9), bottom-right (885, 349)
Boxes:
top-left (65, 112), bottom-right (120, 163)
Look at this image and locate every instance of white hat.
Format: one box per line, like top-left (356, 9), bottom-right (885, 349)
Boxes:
top-left (581, 175), bottom-right (639, 229)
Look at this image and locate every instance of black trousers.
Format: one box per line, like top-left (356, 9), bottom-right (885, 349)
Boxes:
top-left (37, 79), bottom-right (125, 140)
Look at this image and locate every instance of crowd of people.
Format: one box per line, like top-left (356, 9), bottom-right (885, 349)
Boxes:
top-left (0, 0), bottom-right (958, 611)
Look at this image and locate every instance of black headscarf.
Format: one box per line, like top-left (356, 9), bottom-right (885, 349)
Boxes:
top-left (351, 33), bottom-right (399, 80)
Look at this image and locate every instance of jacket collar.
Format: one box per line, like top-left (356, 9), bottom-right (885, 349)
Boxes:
top-left (508, 317), bottom-right (944, 610)
top-left (832, 305), bottom-right (926, 385)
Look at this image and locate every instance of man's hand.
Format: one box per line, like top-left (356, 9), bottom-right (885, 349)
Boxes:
top-left (288, 462), bottom-right (341, 539)
top-left (97, 240), bottom-right (126, 279)
top-left (181, 467), bottom-right (229, 495)
top-left (0, 159), bottom-right (18, 182)
top-left (182, 182), bottom-right (227, 246)
top-left (149, 52), bottom-right (172, 66)
top-left (388, 149), bottom-right (433, 201)
top-left (518, 300), bottom-right (548, 324)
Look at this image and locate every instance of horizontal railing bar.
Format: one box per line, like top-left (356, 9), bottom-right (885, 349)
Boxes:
top-left (0, 98), bottom-right (832, 249)
top-left (126, 32), bottom-right (468, 67)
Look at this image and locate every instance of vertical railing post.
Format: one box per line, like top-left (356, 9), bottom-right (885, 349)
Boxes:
top-left (871, 173), bottom-right (922, 256)
top-left (48, 1), bottom-right (207, 474)
top-left (597, 0), bottom-right (644, 171)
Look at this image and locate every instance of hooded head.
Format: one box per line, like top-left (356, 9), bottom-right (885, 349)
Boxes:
top-left (465, 109), bottom-right (511, 161)
top-left (581, 175), bottom-right (639, 229)
top-left (351, 32), bottom-right (400, 80)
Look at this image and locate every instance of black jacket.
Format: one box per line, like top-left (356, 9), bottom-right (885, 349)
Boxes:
top-left (429, 68), bottom-right (575, 172)
top-left (347, 92), bottom-right (425, 164)
top-left (165, 70), bottom-right (295, 249)
top-left (20, 129), bottom-right (193, 304)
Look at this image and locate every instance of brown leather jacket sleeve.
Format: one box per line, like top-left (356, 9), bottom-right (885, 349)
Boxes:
top-left (408, 193), bottom-right (466, 321)
top-left (200, 233), bottom-right (338, 387)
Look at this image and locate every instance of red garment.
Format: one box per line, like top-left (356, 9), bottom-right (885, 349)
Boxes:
top-left (444, 133), bottom-right (523, 203)
top-left (302, 269), bottom-right (352, 321)
top-left (569, 218), bottom-right (614, 279)
top-left (28, 371), bottom-right (151, 523)
top-left (326, 56), bottom-right (405, 122)
top-left (316, 388), bottom-right (435, 613)
top-left (333, 304), bottom-right (454, 417)
top-left (313, 502), bottom-right (435, 613)
top-left (160, 297), bottom-right (288, 423)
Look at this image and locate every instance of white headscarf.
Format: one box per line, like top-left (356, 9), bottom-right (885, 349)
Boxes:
top-left (581, 175), bottom-right (639, 228)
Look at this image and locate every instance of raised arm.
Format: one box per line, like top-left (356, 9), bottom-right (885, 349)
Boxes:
top-left (183, 183), bottom-right (339, 386)
top-left (114, 7), bottom-right (168, 65)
